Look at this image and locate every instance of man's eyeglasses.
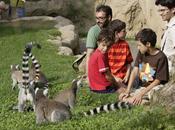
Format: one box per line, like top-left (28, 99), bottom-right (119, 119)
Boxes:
top-left (157, 8), bottom-right (170, 12)
top-left (96, 16), bottom-right (106, 21)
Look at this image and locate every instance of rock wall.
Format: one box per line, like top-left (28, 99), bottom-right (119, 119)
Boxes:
top-left (95, 0), bottom-right (166, 45)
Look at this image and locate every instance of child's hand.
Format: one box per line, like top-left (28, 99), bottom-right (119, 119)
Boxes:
top-left (114, 76), bottom-right (123, 83)
top-left (119, 91), bottom-right (130, 100)
top-left (122, 75), bottom-right (129, 83)
top-left (132, 93), bottom-right (143, 105)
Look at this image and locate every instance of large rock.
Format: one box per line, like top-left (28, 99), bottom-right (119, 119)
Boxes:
top-left (53, 16), bottom-right (80, 54)
top-left (25, 0), bottom-right (67, 16)
top-left (59, 24), bottom-right (79, 54)
top-left (54, 16), bottom-right (73, 28)
top-left (25, 0), bottom-right (95, 35)
top-left (58, 46), bottom-right (73, 56)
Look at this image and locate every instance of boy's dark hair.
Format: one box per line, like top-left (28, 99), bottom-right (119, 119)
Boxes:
top-left (108, 19), bottom-right (126, 34)
top-left (155, 0), bottom-right (175, 9)
top-left (96, 5), bottom-right (112, 18)
top-left (97, 28), bottom-right (114, 44)
top-left (135, 28), bottom-right (157, 47)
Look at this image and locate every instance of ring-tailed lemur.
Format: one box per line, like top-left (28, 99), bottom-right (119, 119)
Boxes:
top-left (83, 101), bottom-right (132, 116)
top-left (54, 76), bottom-right (84, 109)
top-left (17, 42), bottom-right (42, 112)
top-left (35, 87), bottom-right (71, 124)
top-left (10, 64), bottom-right (48, 90)
top-left (22, 42), bottom-right (41, 87)
top-left (34, 76), bottom-right (84, 124)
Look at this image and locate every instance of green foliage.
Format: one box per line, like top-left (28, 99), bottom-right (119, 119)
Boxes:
top-left (0, 24), bottom-right (175, 130)
top-left (47, 28), bottom-right (61, 39)
top-left (10, 0), bottom-right (24, 7)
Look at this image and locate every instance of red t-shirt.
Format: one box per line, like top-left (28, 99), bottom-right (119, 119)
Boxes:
top-left (108, 40), bottom-right (133, 79)
top-left (88, 49), bottom-right (112, 91)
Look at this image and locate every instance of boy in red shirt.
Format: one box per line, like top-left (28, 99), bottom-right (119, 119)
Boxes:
top-left (88, 29), bottom-right (125, 93)
top-left (108, 19), bottom-right (133, 85)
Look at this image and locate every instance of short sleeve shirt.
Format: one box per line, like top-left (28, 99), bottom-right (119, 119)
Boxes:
top-left (86, 24), bottom-right (101, 49)
top-left (134, 50), bottom-right (169, 86)
top-left (161, 16), bottom-right (175, 57)
top-left (108, 40), bottom-right (133, 79)
top-left (88, 49), bottom-right (112, 90)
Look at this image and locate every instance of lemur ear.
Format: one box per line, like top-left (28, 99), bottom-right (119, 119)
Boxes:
top-left (72, 78), bottom-right (77, 83)
top-left (16, 64), bottom-right (20, 70)
top-left (77, 78), bottom-right (83, 88)
top-left (29, 80), bottom-right (35, 86)
top-left (35, 87), bottom-right (39, 94)
top-left (43, 88), bottom-right (48, 96)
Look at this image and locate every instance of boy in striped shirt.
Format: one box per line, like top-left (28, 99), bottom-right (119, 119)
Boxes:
top-left (108, 19), bottom-right (133, 86)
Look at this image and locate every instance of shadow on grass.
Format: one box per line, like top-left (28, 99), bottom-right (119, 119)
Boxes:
top-left (0, 24), bottom-right (51, 37)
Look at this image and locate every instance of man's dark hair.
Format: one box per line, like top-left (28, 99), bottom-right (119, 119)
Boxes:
top-left (96, 5), bottom-right (112, 18)
top-left (135, 28), bottom-right (157, 47)
top-left (108, 19), bottom-right (126, 34)
top-left (97, 28), bottom-right (114, 44)
top-left (155, 0), bottom-right (175, 9)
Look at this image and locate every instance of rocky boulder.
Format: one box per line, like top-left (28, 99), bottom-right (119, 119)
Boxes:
top-left (58, 46), bottom-right (73, 56)
top-left (58, 24), bottom-right (79, 54)
top-left (25, 0), bottom-right (67, 16)
top-left (24, 0), bottom-right (95, 35)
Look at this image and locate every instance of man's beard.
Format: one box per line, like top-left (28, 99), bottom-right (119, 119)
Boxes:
top-left (97, 20), bottom-right (110, 28)
top-left (102, 20), bottom-right (110, 28)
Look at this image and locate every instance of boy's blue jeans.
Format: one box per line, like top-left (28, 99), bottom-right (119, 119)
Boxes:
top-left (91, 86), bottom-right (117, 93)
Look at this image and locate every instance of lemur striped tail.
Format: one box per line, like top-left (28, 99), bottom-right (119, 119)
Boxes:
top-left (83, 101), bottom-right (132, 116)
top-left (22, 42), bottom-right (41, 88)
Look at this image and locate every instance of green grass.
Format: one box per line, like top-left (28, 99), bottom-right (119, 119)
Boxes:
top-left (0, 24), bottom-right (175, 130)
